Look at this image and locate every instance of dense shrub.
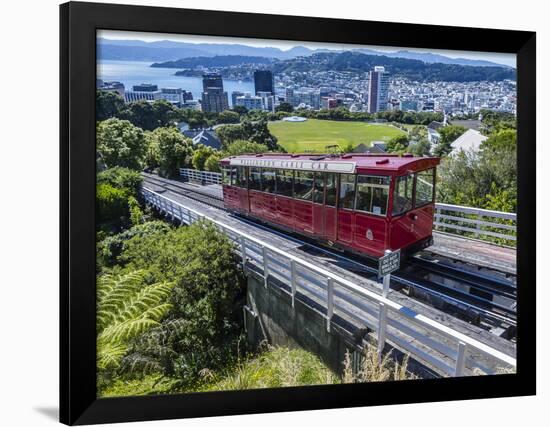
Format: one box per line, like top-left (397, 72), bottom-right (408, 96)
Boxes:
top-left (114, 222), bottom-right (246, 380)
top-left (98, 220), bottom-right (171, 267)
top-left (96, 183), bottom-right (130, 228)
top-left (96, 118), bottom-right (148, 170)
top-left (97, 167), bottom-right (143, 198)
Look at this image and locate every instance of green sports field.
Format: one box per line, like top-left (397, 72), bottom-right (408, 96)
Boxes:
top-left (268, 119), bottom-right (406, 153)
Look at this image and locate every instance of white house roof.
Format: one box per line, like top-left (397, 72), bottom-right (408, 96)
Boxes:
top-left (450, 129), bottom-right (487, 154)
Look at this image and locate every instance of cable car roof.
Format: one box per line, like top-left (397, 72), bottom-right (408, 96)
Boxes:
top-left (220, 154), bottom-right (440, 174)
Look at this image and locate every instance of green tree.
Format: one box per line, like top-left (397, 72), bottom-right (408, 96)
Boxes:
top-left (241, 118), bottom-right (279, 150)
top-left (144, 132), bottom-right (160, 170)
top-left (204, 153), bottom-right (222, 172)
top-left (216, 124), bottom-right (245, 147)
top-left (218, 110), bottom-right (240, 124)
top-left (433, 125), bottom-right (467, 157)
top-left (97, 183), bottom-right (131, 230)
top-left (192, 145), bottom-right (217, 171)
top-left (97, 167), bottom-right (143, 198)
top-left (407, 138), bottom-right (431, 156)
top-left (482, 129), bottom-right (516, 152)
top-left (275, 102), bottom-right (294, 113)
top-left (151, 127), bottom-right (194, 178)
top-left (231, 105), bottom-right (248, 116)
top-left (223, 140), bottom-right (269, 156)
top-left (117, 222), bottom-right (245, 380)
top-left (96, 118), bottom-right (148, 170)
top-left (386, 134), bottom-right (409, 154)
top-left (96, 90), bottom-right (125, 121)
top-left (98, 220), bottom-right (171, 267)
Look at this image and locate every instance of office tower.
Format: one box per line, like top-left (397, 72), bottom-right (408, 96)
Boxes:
top-left (201, 73), bottom-right (229, 113)
top-left (367, 66), bottom-right (390, 113)
top-left (254, 70), bottom-right (274, 95)
top-left (202, 73), bottom-right (223, 92)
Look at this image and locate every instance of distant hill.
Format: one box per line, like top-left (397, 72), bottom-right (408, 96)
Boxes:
top-left (151, 55), bottom-right (275, 68)
top-left (271, 51), bottom-right (516, 82)
top-left (97, 37), bottom-right (513, 68)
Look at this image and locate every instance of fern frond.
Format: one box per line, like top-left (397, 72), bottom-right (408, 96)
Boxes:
top-left (97, 342), bottom-right (128, 370)
top-left (97, 271), bottom-right (146, 332)
top-left (96, 271), bottom-right (174, 371)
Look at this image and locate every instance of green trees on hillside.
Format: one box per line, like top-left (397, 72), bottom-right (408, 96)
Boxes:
top-left (386, 134), bottom-right (409, 154)
top-left (432, 125), bottom-right (467, 157)
top-left (96, 221), bottom-right (246, 393)
top-left (97, 118), bottom-right (149, 170)
top-left (216, 119), bottom-right (279, 151)
top-left (149, 127), bottom-right (194, 178)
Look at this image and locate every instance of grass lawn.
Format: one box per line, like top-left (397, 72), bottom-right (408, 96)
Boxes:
top-left (269, 119), bottom-right (406, 153)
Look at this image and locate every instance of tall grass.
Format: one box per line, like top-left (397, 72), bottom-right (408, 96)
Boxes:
top-left (342, 345), bottom-right (415, 383)
top-left (199, 345), bottom-right (338, 391)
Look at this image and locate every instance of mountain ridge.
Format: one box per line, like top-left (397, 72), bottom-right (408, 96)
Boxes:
top-left (97, 37), bottom-right (513, 68)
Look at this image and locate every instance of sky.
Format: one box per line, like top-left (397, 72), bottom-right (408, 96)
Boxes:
top-left (98, 30), bottom-right (516, 67)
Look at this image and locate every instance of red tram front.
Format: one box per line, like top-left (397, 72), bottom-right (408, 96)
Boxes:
top-left (220, 154), bottom-right (440, 258)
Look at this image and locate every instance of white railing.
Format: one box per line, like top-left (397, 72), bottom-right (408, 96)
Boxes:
top-left (180, 168), bottom-right (221, 185)
top-left (434, 203), bottom-right (516, 244)
top-left (142, 187), bottom-right (516, 377)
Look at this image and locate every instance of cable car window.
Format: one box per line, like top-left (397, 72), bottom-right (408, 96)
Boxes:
top-left (372, 187), bottom-right (389, 215)
top-left (392, 174), bottom-right (414, 215)
top-left (230, 167), bottom-right (237, 186)
top-left (222, 167), bottom-right (230, 185)
top-left (355, 176), bottom-right (389, 215)
top-left (294, 171), bottom-right (313, 201)
top-left (313, 173), bottom-right (324, 204)
top-left (325, 173), bottom-right (337, 207)
top-left (414, 168), bottom-right (435, 207)
top-left (249, 167), bottom-right (262, 191)
top-left (262, 168), bottom-right (276, 193)
top-left (339, 174), bottom-right (356, 209)
top-left (276, 169), bottom-right (293, 197)
top-left (235, 166), bottom-right (247, 188)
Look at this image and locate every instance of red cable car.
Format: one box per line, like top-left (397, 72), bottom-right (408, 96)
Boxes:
top-left (220, 153), bottom-right (440, 259)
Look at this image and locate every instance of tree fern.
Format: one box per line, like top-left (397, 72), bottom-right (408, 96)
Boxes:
top-left (97, 270), bottom-right (174, 371)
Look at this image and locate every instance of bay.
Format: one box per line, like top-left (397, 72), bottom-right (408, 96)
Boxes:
top-left (97, 59), bottom-right (255, 106)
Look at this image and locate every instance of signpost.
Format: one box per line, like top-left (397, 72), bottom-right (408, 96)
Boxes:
top-left (378, 249), bottom-right (400, 297)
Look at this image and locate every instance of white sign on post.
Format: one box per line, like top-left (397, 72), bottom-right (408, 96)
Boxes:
top-left (378, 249), bottom-right (400, 297)
top-left (378, 249), bottom-right (401, 277)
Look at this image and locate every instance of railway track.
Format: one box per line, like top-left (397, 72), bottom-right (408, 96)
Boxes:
top-left (142, 173), bottom-right (517, 336)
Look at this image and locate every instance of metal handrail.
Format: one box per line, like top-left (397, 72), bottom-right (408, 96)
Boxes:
top-left (180, 168), bottom-right (222, 184)
top-left (142, 186), bottom-right (516, 377)
top-left (434, 203), bottom-right (516, 243)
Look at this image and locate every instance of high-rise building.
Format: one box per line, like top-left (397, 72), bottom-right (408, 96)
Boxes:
top-left (202, 73), bottom-right (224, 92)
top-left (254, 70), bottom-right (274, 95)
top-left (201, 73), bottom-right (229, 113)
top-left (367, 66), bottom-right (390, 113)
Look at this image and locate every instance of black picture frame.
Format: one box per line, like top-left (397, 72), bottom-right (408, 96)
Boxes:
top-left (60, 1), bottom-right (536, 424)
